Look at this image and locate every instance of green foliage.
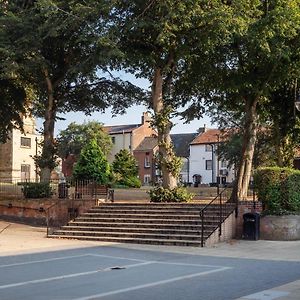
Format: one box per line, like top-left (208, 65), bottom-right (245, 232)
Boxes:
top-left (23, 182), bottom-right (52, 199)
top-left (254, 167), bottom-right (300, 215)
top-left (1, 1), bottom-right (145, 181)
top-left (113, 176), bottom-right (142, 189)
top-left (0, 79), bottom-right (27, 143)
top-left (149, 186), bottom-right (194, 203)
top-left (112, 149), bottom-right (141, 188)
top-left (57, 121), bottom-right (112, 159)
top-left (73, 139), bottom-right (111, 184)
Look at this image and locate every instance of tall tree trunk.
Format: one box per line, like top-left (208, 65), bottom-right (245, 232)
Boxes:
top-left (152, 67), bottom-right (177, 189)
top-left (234, 97), bottom-right (258, 201)
top-left (40, 69), bottom-right (56, 183)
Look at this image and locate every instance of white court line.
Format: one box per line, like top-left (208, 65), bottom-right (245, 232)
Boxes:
top-left (73, 266), bottom-right (232, 300)
top-left (0, 261), bottom-right (153, 290)
top-left (154, 261), bottom-right (229, 268)
top-left (0, 254), bottom-right (92, 268)
top-left (0, 253), bottom-right (146, 268)
top-left (87, 253), bottom-right (147, 262)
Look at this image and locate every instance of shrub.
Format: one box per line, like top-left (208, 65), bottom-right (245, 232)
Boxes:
top-left (112, 150), bottom-right (141, 187)
top-left (23, 182), bottom-right (52, 199)
top-left (254, 167), bottom-right (300, 215)
top-left (149, 186), bottom-right (194, 203)
top-left (73, 139), bottom-right (111, 184)
top-left (120, 176), bottom-right (142, 188)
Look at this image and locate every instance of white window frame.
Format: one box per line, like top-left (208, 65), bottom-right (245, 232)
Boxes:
top-left (21, 137), bottom-right (31, 148)
top-left (144, 174), bottom-right (151, 184)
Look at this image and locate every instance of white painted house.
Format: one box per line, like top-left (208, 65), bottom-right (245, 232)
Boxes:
top-left (189, 128), bottom-right (235, 185)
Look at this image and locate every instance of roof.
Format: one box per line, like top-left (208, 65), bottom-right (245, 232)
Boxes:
top-left (134, 137), bottom-right (158, 152)
top-left (104, 124), bottom-right (140, 134)
top-left (134, 133), bottom-right (197, 157)
top-left (170, 133), bottom-right (198, 157)
top-left (190, 128), bottom-right (224, 145)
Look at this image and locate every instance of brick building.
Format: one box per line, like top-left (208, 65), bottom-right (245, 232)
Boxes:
top-left (104, 112), bottom-right (157, 163)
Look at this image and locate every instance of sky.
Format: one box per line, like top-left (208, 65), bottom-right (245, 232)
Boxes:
top-left (36, 72), bottom-right (212, 136)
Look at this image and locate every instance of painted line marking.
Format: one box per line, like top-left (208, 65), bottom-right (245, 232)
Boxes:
top-left (73, 266), bottom-right (231, 300)
top-left (0, 254), bottom-right (92, 268)
top-left (0, 261), bottom-right (153, 290)
top-left (239, 290), bottom-right (290, 300)
top-left (0, 253), bottom-right (146, 268)
top-left (153, 261), bottom-right (229, 268)
top-left (87, 253), bottom-right (147, 262)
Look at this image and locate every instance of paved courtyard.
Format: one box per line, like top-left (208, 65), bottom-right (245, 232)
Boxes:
top-left (0, 221), bottom-right (300, 300)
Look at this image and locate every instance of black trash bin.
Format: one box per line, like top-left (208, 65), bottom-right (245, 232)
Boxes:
top-left (243, 212), bottom-right (260, 240)
top-left (58, 183), bottom-right (68, 199)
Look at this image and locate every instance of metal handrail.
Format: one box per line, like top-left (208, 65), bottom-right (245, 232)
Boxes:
top-left (199, 188), bottom-right (234, 247)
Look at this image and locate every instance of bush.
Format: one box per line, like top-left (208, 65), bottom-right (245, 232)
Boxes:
top-left (73, 139), bottom-right (111, 184)
top-left (254, 167), bottom-right (300, 215)
top-left (149, 186), bottom-right (194, 203)
top-left (120, 176), bottom-right (142, 188)
top-left (23, 182), bottom-right (52, 199)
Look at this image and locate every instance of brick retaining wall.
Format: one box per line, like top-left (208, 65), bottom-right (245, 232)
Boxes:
top-left (0, 198), bottom-right (95, 227)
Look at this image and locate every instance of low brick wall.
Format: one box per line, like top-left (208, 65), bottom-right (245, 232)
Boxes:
top-left (260, 215), bottom-right (300, 240)
top-left (236, 201), bottom-right (263, 238)
top-left (0, 198), bottom-right (96, 227)
top-left (206, 212), bottom-right (237, 247)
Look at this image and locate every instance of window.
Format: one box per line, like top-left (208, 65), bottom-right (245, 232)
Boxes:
top-left (144, 155), bottom-right (151, 168)
top-left (21, 137), bottom-right (31, 148)
top-left (221, 160), bottom-right (227, 168)
top-left (21, 164), bottom-right (30, 181)
top-left (205, 144), bottom-right (212, 152)
top-left (144, 174), bottom-right (151, 184)
top-left (181, 160), bottom-right (188, 172)
top-left (111, 137), bottom-right (115, 144)
top-left (206, 160), bottom-right (212, 170)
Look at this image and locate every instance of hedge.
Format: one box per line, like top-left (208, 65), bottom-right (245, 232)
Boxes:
top-left (22, 182), bottom-right (52, 199)
top-left (254, 167), bottom-right (300, 215)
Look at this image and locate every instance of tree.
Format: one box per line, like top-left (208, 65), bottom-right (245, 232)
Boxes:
top-left (179, 1), bottom-right (300, 200)
top-left (57, 121), bottom-right (112, 159)
top-left (1, 0), bottom-right (144, 182)
top-left (0, 78), bottom-right (27, 143)
top-left (0, 6), bottom-right (34, 142)
top-left (73, 139), bottom-right (111, 184)
top-left (112, 149), bottom-right (141, 187)
top-left (263, 83), bottom-right (300, 168)
top-left (115, 1), bottom-right (223, 189)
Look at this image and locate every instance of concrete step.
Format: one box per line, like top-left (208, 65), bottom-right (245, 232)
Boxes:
top-left (88, 209), bottom-right (202, 214)
top-left (49, 201), bottom-right (235, 247)
top-left (81, 213), bottom-right (201, 220)
top-left (75, 217), bottom-right (204, 225)
top-left (47, 234), bottom-right (202, 247)
top-left (52, 230), bottom-right (202, 241)
top-left (67, 221), bottom-right (216, 231)
top-left (60, 225), bottom-right (211, 235)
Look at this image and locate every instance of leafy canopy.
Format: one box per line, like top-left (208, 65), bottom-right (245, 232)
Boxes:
top-left (57, 121), bottom-right (112, 159)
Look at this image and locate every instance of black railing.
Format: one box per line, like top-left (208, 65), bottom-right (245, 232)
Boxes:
top-left (0, 179), bottom-right (114, 201)
top-left (199, 188), bottom-right (234, 247)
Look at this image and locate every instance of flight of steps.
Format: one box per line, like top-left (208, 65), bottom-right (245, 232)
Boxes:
top-left (48, 203), bottom-right (235, 246)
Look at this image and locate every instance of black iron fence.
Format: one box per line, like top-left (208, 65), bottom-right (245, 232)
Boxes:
top-left (0, 179), bottom-right (114, 201)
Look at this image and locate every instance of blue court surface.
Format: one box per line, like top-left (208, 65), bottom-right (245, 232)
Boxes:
top-left (0, 246), bottom-right (300, 300)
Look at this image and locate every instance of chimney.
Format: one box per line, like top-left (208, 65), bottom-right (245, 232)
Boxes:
top-left (141, 112), bottom-right (151, 125)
